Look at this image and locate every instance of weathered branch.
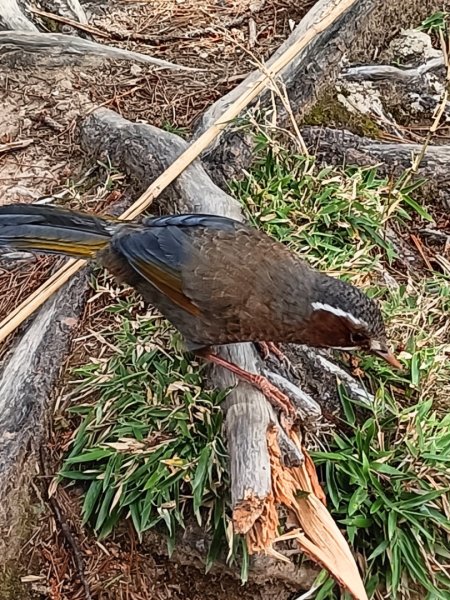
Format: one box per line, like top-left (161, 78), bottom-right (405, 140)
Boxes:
top-left (301, 125), bottom-right (450, 182)
top-left (0, 267), bottom-right (90, 562)
top-left (263, 369), bottom-right (323, 425)
top-left (0, 0), bottom-right (38, 30)
top-left (0, 31), bottom-right (196, 69)
top-left (341, 56), bottom-right (444, 83)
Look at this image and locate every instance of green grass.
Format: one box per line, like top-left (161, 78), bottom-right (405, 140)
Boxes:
top-left (60, 136), bottom-right (450, 597)
top-left (162, 122), bottom-right (190, 139)
top-left (62, 296), bottom-right (229, 540)
top-left (418, 11), bottom-right (448, 34)
top-left (311, 395), bottom-right (450, 599)
top-left (60, 289), bottom-right (248, 574)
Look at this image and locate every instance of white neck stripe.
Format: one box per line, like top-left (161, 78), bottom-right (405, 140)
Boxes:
top-left (311, 302), bottom-right (367, 328)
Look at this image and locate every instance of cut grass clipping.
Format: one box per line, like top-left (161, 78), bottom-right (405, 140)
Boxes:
top-left (60, 139), bottom-right (450, 596)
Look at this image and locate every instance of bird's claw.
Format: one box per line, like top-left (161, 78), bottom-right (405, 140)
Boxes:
top-left (246, 372), bottom-right (297, 419)
top-left (256, 341), bottom-right (290, 366)
top-left (201, 350), bottom-right (296, 419)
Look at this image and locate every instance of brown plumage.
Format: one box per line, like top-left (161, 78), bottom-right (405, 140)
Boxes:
top-left (0, 205), bottom-right (401, 415)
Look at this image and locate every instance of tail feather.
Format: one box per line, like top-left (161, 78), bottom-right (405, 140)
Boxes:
top-left (0, 203), bottom-right (117, 258)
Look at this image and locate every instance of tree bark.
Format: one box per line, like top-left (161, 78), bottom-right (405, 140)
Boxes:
top-left (38, 0), bottom-right (88, 24)
top-left (0, 0), bottom-right (38, 30)
top-left (301, 125), bottom-right (450, 183)
top-left (0, 268), bottom-right (90, 562)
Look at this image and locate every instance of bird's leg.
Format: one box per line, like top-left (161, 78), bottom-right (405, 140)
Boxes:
top-left (198, 349), bottom-right (296, 418)
top-left (256, 341), bottom-right (271, 360)
top-left (256, 341), bottom-right (290, 364)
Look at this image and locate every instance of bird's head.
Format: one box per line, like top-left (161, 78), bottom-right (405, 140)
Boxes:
top-left (304, 275), bottom-right (401, 368)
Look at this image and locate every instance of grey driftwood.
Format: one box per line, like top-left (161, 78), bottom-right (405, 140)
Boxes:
top-left (0, 30), bottom-right (196, 69)
top-left (301, 126), bottom-right (450, 184)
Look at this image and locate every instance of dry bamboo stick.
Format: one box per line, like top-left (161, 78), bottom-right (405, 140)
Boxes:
top-left (0, 0), bottom-right (358, 344)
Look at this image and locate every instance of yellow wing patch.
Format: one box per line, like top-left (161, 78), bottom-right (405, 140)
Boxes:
top-left (133, 258), bottom-right (201, 317)
top-left (13, 237), bottom-right (107, 257)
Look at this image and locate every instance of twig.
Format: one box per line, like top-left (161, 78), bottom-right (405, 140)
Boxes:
top-left (220, 29), bottom-right (309, 154)
top-left (29, 6), bottom-right (103, 37)
top-left (263, 368), bottom-right (322, 426)
top-left (31, 3), bottom-right (267, 44)
top-left (0, 139), bottom-right (34, 154)
top-left (410, 234), bottom-right (433, 270)
top-left (420, 228), bottom-right (450, 245)
top-left (39, 447), bottom-right (93, 600)
top-left (107, 2), bottom-right (268, 43)
top-left (248, 17), bottom-right (257, 48)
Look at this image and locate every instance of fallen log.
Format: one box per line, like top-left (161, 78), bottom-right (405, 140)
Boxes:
top-left (0, 267), bottom-right (90, 562)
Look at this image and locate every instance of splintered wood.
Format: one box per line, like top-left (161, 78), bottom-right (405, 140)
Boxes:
top-left (236, 427), bottom-right (369, 600)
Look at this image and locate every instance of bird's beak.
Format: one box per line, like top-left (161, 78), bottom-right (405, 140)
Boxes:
top-left (370, 340), bottom-right (402, 369)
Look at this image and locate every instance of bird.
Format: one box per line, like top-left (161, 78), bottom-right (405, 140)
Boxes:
top-left (0, 203), bottom-right (401, 415)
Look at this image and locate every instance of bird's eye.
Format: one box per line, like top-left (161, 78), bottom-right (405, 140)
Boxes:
top-left (350, 332), bottom-right (367, 345)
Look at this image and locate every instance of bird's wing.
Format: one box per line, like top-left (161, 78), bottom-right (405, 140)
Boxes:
top-left (113, 215), bottom-right (241, 317)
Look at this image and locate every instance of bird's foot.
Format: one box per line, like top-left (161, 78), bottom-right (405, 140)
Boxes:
top-left (256, 341), bottom-right (290, 365)
top-left (201, 350), bottom-right (296, 418)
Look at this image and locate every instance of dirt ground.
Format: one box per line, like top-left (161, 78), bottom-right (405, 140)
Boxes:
top-left (12, 488), bottom-right (291, 600)
top-left (0, 2), bottom-right (316, 599)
